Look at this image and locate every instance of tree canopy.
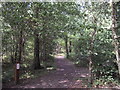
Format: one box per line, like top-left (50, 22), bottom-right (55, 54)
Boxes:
top-left (1, 1), bottom-right (120, 88)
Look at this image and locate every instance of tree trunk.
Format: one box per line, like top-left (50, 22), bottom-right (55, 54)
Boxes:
top-left (34, 32), bottom-right (40, 69)
top-left (10, 34), bottom-right (15, 64)
top-left (15, 42), bottom-right (18, 63)
top-left (69, 39), bottom-right (72, 53)
top-left (43, 32), bottom-right (46, 61)
top-left (65, 35), bottom-right (69, 58)
top-left (33, 7), bottom-right (40, 69)
top-left (88, 17), bottom-right (97, 86)
top-left (22, 33), bottom-right (26, 60)
top-left (88, 30), bottom-right (97, 86)
top-left (18, 30), bottom-right (23, 62)
top-left (111, 2), bottom-right (120, 75)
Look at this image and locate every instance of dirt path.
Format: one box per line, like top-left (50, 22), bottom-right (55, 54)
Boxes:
top-left (11, 56), bottom-right (89, 88)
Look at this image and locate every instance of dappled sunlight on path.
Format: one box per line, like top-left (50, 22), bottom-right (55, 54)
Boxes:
top-left (10, 55), bottom-right (89, 88)
top-left (55, 55), bottom-right (65, 59)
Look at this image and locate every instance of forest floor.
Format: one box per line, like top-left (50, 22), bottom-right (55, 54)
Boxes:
top-left (3, 56), bottom-right (120, 89)
top-left (3, 56), bottom-right (90, 88)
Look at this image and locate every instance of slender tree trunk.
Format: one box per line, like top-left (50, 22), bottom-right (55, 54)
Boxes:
top-left (10, 34), bottom-right (14, 64)
top-left (69, 39), bottom-right (72, 53)
top-left (88, 17), bottom-right (97, 86)
top-left (43, 42), bottom-right (46, 61)
top-left (18, 30), bottom-right (23, 62)
top-left (15, 42), bottom-right (18, 63)
top-left (39, 36), bottom-right (42, 61)
top-left (22, 33), bottom-right (25, 59)
top-left (34, 32), bottom-right (40, 69)
top-left (111, 2), bottom-right (120, 76)
top-left (43, 32), bottom-right (46, 61)
top-left (65, 35), bottom-right (69, 58)
top-left (33, 7), bottom-right (40, 69)
top-left (88, 29), bottom-right (97, 86)
top-left (5, 44), bottom-right (7, 55)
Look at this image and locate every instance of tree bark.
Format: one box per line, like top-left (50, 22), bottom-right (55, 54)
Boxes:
top-left (33, 7), bottom-right (40, 69)
top-left (15, 42), bottom-right (18, 63)
top-left (88, 28), bottom-right (97, 86)
top-left (69, 39), bottom-right (72, 53)
top-left (65, 35), bottom-right (69, 58)
top-left (88, 17), bottom-right (97, 86)
top-left (34, 32), bottom-right (40, 69)
top-left (18, 30), bottom-right (23, 62)
top-left (10, 34), bottom-right (15, 64)
top-left (43, 32), bottom-right (46, 61)
top-left (111, 2), bottom-right (120, 76)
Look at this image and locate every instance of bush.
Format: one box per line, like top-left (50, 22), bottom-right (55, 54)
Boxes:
top-left (92, 53), bottom-right (119, 80)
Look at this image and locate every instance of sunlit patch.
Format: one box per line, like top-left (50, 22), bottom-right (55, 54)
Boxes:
top-left (46, 67), bottom-right (54, 70)
top-left (64, 74), bottom-right (67, 76)
top-left (57, 68), bottom-right (64, 71)
top-left (37, 84), bottom-right (40, 85)
top-left (40, 80), bottom-right (43, 82)
top-left (49, 83), bottom-right (53, 86)
top-left (56, 56), bottom-right (65, 59)
top-left (64, 84), bottom-right (68, 87)
top-left (73, 79), bottom-right (82, 87)
top-left (24, 86), bottom-right (35, 88)
top-left (75, 61), bottom-right (79, 64)
top-left (80, 74), bottom-right (87, 77)
top-left (59, 80), bottom-right (69, 83)
top-left (84, 85), bottom-right (88, 88)
top-left (31, 86), bottom-right (35, 88)
top-left (76, 80), bottom-right (81, 83)
top-left (86, 74), bottom-right (89, 75)
top-left (42, 82), bottom-right (47, 86)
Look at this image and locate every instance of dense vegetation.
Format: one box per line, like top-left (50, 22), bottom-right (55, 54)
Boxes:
top-left (1, 1), bottom-right (120, 88)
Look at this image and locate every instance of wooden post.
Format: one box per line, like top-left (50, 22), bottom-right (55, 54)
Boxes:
top-left (15, 62), bottom-right (20, 84)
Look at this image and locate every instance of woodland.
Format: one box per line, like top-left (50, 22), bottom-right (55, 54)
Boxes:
top-left (1, 1), bottom-right (120, 88)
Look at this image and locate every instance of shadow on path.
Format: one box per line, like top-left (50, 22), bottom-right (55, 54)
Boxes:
top-left (11, 56), bottom-right (89, 88)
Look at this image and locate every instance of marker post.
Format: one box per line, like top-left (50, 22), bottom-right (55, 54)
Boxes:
top-left (15, 62), bottom-right (20, 84)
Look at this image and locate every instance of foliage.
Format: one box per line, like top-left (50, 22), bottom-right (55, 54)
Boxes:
top-left (1, 2), bottom-right (120, 87)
